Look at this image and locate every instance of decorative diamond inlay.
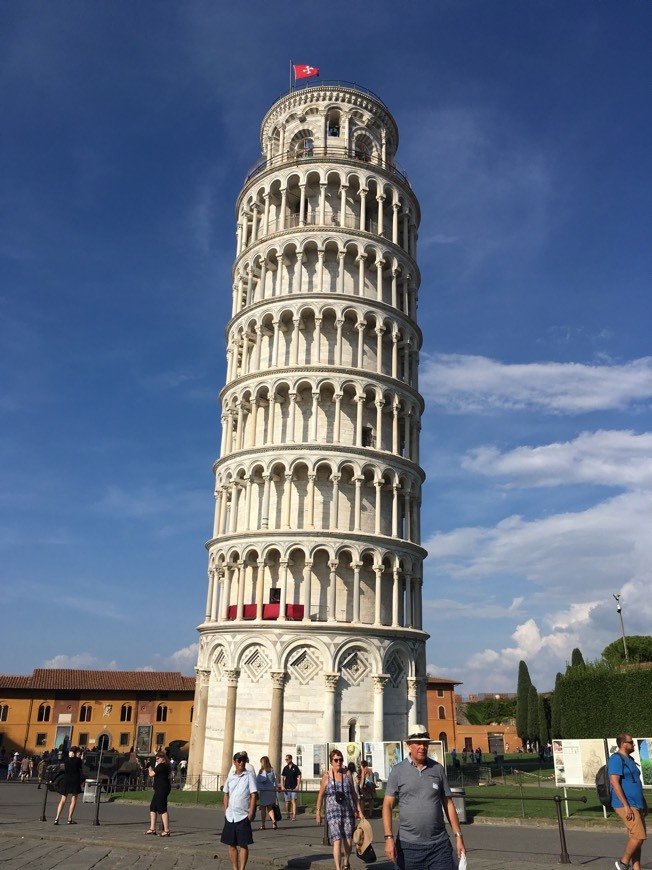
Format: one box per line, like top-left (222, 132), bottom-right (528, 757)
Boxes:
top-left (213, 647), bottom-right (225, 680)
top-left (288, 647), bottom-right (321, 685)
top-left (243, 647), bottom-right (270, 683)
top-left (386, 653), bottom-right (406, 688)
top-left (341, 649), bottom-right (370, 686)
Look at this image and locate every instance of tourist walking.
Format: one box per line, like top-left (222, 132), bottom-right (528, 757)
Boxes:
top-left (316, 748), bottom-right (364, 870)
top-left (610, 732), bottom-right (647, 870)
top-left (54, 747), bottom-right (84, 825)
top-left (146, 751), bottom-right (172, 836)
top-left (382, 725), bottom-right (465, 870)
top-left (221, 752), bottom-right (258, 870)
top-left (256, 756), bottom-right (278, 830)
top-left (281, 753), bottom-right (301, 821)
top-left (357, 759), bottom-right (376, 817)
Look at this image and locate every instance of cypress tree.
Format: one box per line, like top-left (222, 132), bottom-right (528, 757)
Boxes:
top-left (516, 660), bottom-right (532, 743)
top-left (571, 648), bottom-right (585, 668)
top-left (537, 693), bottom-right (549, 747)
top-left (550, 672), bottom-right (563, 738)
top-left (527, 684), bottom-right (539, 746)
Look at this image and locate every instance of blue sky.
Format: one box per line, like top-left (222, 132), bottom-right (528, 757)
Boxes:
top-left (2, 1), bottom-right (651, 694)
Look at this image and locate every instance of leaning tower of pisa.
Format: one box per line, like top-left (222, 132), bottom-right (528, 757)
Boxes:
top-left (187, 80), bottom-right (428, 781)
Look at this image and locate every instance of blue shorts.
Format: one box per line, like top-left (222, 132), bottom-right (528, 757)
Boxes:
top-left (284, 790), bottom-right (297, 802)
top-left (396, 836), bottom-right (453, 870)
top-left (221, 817), bottom-right (254, 847)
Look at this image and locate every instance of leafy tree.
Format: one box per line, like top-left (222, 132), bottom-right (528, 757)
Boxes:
top-left (516, 660), bottom-right (532, 742)
top-left (602, 635), bottom-right (652, 665)
top-left (527, 684), bottom-right (538, 746)
top-left (464, 697), bottom-right (517, 726)
top-left (570, 648), bottom-right (585, 668)
top-left (550, 672), bottom-right (563, 738)
top-left (537, 693), bottom-right (550, 747)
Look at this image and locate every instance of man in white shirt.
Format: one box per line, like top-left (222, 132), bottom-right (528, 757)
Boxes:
top-left (221, 752), bottom-right (258, 870)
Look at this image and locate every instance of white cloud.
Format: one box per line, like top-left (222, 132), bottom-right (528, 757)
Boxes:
top-left (42, 653), bottom-right (119, 670)
top-left (462, 429), bottom-right (652, 489)
top-left (166, 643), bottom-right (199, 674)
top-left (426, 490), bottom-right (652, 588)
top-left (421, 354), bottom-right (652, 414)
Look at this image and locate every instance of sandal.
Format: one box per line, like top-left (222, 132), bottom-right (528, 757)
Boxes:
top-left (272, 823), bottom-right (278, 830)
top-left (258, 825), bottom-right (266, 830)
top-left (159, 831), bottom-right (171, 837)
top-left (145, 829), bottom-right (156, 835)
top-left (67, 819), bottom-right (77, 825)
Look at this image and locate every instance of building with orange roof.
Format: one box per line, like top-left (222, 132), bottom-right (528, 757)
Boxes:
top-left (0, 670), bottom-right (194, 757)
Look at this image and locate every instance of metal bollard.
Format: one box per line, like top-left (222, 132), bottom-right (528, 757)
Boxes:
top-left (554, 795), bottom-right (571, 864)
top-left (92, 778), bottom-right (102, 826)
top-left (40, 779), bottom-right (50, 822)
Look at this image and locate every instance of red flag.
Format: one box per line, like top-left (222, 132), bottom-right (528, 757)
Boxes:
top-left (293, 64), bottom-right (319, 80)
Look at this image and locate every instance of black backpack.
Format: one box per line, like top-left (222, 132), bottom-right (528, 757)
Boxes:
top-left (595, 764), bottom-right (612, 809)
top-left (595, 755), bottom-right (625, 810)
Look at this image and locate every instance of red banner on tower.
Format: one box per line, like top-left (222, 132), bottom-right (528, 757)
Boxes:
top-left (293, 64), bottom-right (319, 80)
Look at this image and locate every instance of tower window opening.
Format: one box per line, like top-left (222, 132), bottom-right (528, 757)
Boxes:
top-left (362, 426), bottom-right (374, 448)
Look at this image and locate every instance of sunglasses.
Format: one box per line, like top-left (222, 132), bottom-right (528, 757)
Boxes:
top-left (234, 756), bottom-right (247, 763)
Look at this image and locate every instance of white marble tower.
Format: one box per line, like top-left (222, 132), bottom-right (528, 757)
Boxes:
top-left (188, 81), bottom-right (428, 782)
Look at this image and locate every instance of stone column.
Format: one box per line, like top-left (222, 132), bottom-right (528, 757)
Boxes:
top-left (338, 251), bottom-right (346, 294)
top-left (377, 194), bottom-right (385, 237)
top-left (307, 473), bottom-right (316, 528)
top-left (288, 392), bottom-right (297, 442)
top-left (375, 400), bottom-right (384, 450)
top-left (333, 393), bottom-right (342, 443)
top-left (278, 559), bottom-right (289, 621)
top-left (372, 674), bottom-right (389, 741)
top-left (392, 568), bottom-right (400, 627)
top-left (210, 572), bottom-right (220, 622)
top-left (317, 249), bottom-right (325, 293)
top-left (261, 473), bottom-right (271, 529)
top-left (374, 481), bottom-right (382, 535)
top-left (330, 474), bottom-right (340, 530)
top-left (352, 561), bottom-right (362, 623)
top-left (268, 671), bottom-right (287, 774)
top-left (407, 677), bottom-right (418, 731)
top-left (405, 573), bottom-right (413, 627)
top-left (353, 476), bottom-right (363, 532)
top-left (319, 183), bottom-right (327, 225)
top-left (303, 560), bottom-right (313, 622)
top-left (296, 251), bottom-right (304, 295)
top-left (357, 254), bottom-right (366, 297)
top-left (374, 566), bottom-right (383, 625)
top-left (220, 566), bottom-right (232, 621)
top-left (311, 392), bottom-right (319, 441)
top-left (314, 317), bottom-right (322, 363)
top-left (323, 673), bottom-right (340, 742)
top-left (356, 320), bottom-right (366, 369)
top-left (282, 473), bottom-right (293, 528)
top-left (392, 484), bottom-right (399, 537)
top-left (187, 667), bottom-right (210, 785)
top-left (328, 560), bottom-right (338, 622)
top-left (392, 202), bottom-right (399, 245)
top-left (236, 561), bottom-right (245, 620)
top-left (220, 669), bottom-right (241, 779)
top-left (375, 326), bottom-right (385, 374)
top-left (256, 559), bottom-right (266, 619)
top-left (355, 395), bottom-right (364, 447)
top-left (205, 571), bottom-right (215, 622)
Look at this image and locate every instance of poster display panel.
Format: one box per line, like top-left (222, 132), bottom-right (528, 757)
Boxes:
top-left (428, 740), bottom-right (446, 768)
top-left (552, 738), bottom-right (606, 787)
top-left (296, 743), bottom-right (328, 778)
top-left (607, 738), bottom-right (652, 787)
top-left (363, 742), bottom-right (403, 780)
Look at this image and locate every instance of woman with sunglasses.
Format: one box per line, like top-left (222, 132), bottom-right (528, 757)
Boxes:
top-left (316, 749), bottom-right (364, 870)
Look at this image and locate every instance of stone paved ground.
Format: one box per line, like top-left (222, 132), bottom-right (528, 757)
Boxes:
top-left (0, 782), bottom-right (646, 869)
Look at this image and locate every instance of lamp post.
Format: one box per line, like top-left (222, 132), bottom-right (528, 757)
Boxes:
top-left (613, 594), bottom-right (629, 662)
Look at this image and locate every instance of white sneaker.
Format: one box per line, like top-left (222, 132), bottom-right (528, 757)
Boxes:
top-left (615, 861), bottom-right (631, 870)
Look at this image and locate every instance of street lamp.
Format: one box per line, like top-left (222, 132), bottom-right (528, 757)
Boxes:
top-left (613, 594), bottom-right (629, 662)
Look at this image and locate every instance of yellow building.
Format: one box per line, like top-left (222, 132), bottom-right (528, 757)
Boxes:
top-left (0, 670), bottom-right (195, 757)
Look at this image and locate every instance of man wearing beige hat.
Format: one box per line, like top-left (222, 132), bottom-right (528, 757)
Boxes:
top-left (382, 725), bottom-right (465, 869)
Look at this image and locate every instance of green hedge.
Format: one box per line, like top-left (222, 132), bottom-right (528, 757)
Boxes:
top-left (557, 663), bottom-right (652, 737)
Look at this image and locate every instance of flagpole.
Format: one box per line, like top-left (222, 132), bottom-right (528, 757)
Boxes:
top-left (290, 60), bottom-right (293, 93)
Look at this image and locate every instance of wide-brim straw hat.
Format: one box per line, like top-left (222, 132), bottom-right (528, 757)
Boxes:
top-left (353, 817), bottom-right (374, 854)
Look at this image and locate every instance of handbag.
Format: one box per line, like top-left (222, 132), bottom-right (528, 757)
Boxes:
top-left (357, 844), bottom-right (377, 864)
top-left (271, 802), bottom-right (281, 822)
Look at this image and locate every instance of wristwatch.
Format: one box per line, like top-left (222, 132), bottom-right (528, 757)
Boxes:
top-left (454, 832), bottom-right (463, 837)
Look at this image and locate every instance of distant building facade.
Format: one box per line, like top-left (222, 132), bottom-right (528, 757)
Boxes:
top-left (0, 670), bottom-right (194, 757)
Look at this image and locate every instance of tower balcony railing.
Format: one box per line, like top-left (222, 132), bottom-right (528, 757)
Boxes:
top-left (245, 145), bottom-right (412, 189)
